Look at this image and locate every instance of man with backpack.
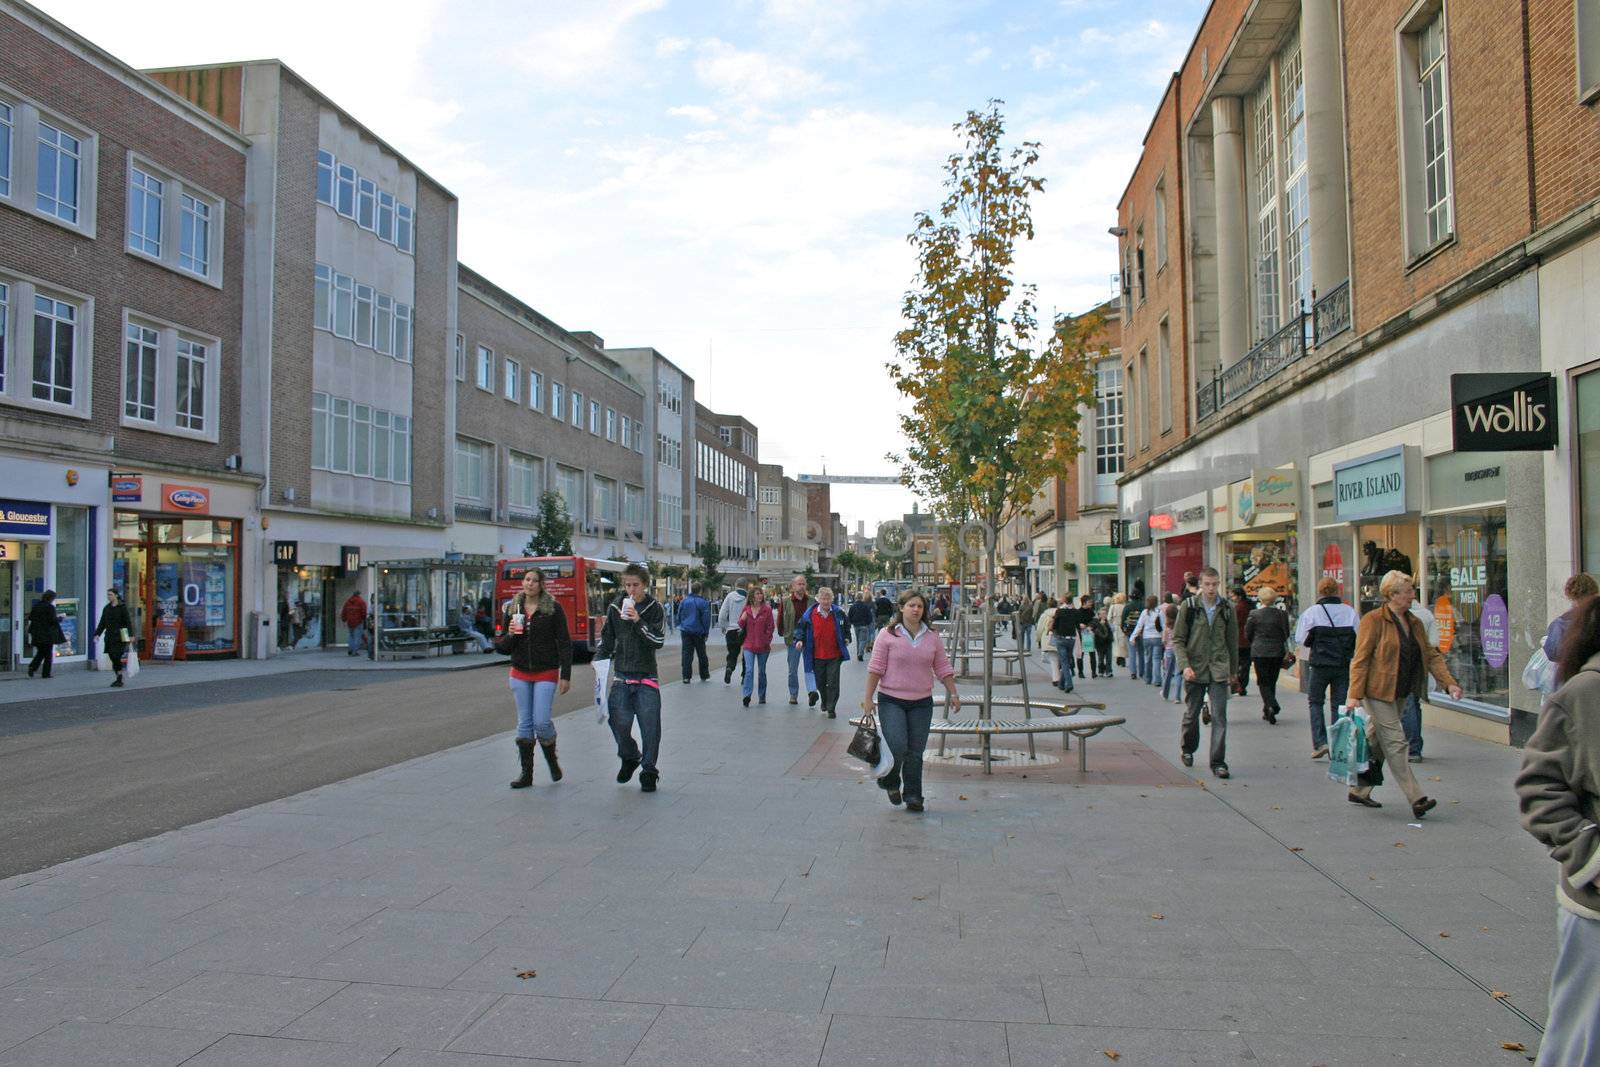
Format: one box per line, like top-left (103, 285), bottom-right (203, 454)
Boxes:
top-left (1174, 567), bottom-right (1239, 779)
top-left (1295, 576), bottom-right (1359, 760)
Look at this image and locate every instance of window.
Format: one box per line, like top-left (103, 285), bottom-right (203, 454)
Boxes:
top-left (455, 437), bottom-right (487, 500)
top-left (1279, 35), bottom-right (1310, 314)
top-left (0, 283), bottom-right (7, 394)
top-left (392, 416), bottom-right (411, 483)
top-left (174, 337), bottom-right (206, 432)
top-left (454, 332), bottom-right (465, 381)
top-left (606, 408), bottom-right (617, 441)
top-left (528, 369), bottom-right (543, 411)
top-left (504, 358), bottom-right (520, 402)
top-left (571, 390), bottom-right (583, 427)
top-left (761, 515), bottom-right (779, 537)
top-left (375, 294), bottom-right (394, 356)
top-left (178, 193), bottom-right (211, 277)
top-left (314, 265), bottom-right (332, 331)
top-left (312, 392), bottom-right (328, 468)
top-left (760, 486), bottom-right (779, 504)
top-left (0, 102), bottom-right (12, 198)
top-left (555, 465), bottom-right (584, 523)
top-left (718, 426), bottom-right (732, 446)
top-left (127, 166), bottom-right (162, 256)
top-left (354, 284), bottom-right (374, 347)
top-left (124, 322), bottom-right (158, 422)
top-left (373, 410), bottom-right (391, 479)
top-left (592, 476), bottom-right (617, 524)
top-left (377, 191), bottom-right (395, 243)
top-left (634, 420), bottom-right (645, 453)
top-left (1137, 347), bottom-right (1150, 452)
top-left (551, 381), bottom-right (564, 419)
top-left (1398, 6), bottom-right (1455, 258)
top-left (335, 162), bottom-right (356, 218)
top-left (623, 485), bottom-right (644, 530)
top-left (589, 399), bottom-right (600, 435)
top-left (621, 416), bottom-right (632, 449)
top-left (1124, 360), bottom-right (1139, 459)
top-left (476, 345), bottom-right (493, 390)
top-left (1135, 226), bottom-right (1146, 303)
top-left (352, 404), bottom-right (372, 476)
top-left (395, 203), bottom-right (414, 253)
top-left (315, 150), bottom-right (334, 205)
top-left (393, 304), bottom-right (412, 362)
top-left (1154, 179), bottom-right (1168, 268)
top-left (330, 396), bottom-right (351, 472)
top-left (333, 272), bottom-right (355, 338)
top-left (508, 452), bottom-right (541, 510)
top-left (35, 120), bottom-right (81, 224)
top-left (356, 177), bottom-right (376, 230)
top-left (1249, 73), bottom-right (1281, 342)
top-left (1581, 0), bottom-right (1600, 103)
top-left (1158, 318), bottom-right (1172, 433)
top-left (32, 293), bottom-right (76, 405)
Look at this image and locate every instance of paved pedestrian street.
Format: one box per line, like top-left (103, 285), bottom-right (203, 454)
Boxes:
top-left (0, 658), bottom-right (1556, 1065)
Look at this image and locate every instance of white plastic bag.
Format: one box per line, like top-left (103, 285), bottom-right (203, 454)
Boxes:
top-left (592, 658), bottom-right (611, 723)
top-left (1522, 648), bottom-right (1557, 695)
top-left (124, 650), bottom-right (139, 679)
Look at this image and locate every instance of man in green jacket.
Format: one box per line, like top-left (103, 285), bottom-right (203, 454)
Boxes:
top-left (1174, 566), bottom-right (1239, 779)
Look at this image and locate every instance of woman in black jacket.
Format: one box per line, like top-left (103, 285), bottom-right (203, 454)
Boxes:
top-left (495, 569), bottom-right (573, 789)
top-left (26, 590), bottom-right (61, 679)
top-left (1244, 587), bottom-right (1290, 724)
top-left (94, 590), bottom-right (134, 688)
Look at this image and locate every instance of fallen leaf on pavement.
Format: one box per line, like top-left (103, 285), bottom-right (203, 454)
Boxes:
top-left (1394, 842), bottom-right (1406, 848)
top-left (912, 895), bottom-right (927, 901)
top-left (1439, 932), bottom-right (1450, 938)
top-left (1428, 775), bottom-right (1442, 782)
top-left (1103, 1051), bottom-right (1121, 1061)
top-left (1481, 927), bottom-right (1491, 932)
top-left (1502, 1042), bottom-right (1526, 1051)
top-left (1289, 847), bottom-right (1305, 853)
top-left (959, 795), bottom-right (969, 801)
top-left (1490, 991), bottom-right (1509, 999)
top-left (1150, 914), bottom-right (1165, 920)
top-left (516, 970), bottom-right (537, 979)
top-left (1271, 806), bottom-right (1281, 811)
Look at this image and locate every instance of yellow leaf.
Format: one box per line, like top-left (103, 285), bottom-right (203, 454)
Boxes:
top-left (1490, 991), bottom-right (1509, 999)
top-left (1150, 914), bottom-right (1164, 921)
top-left (1103, 1052), bottom-right (1121, 1061)
top-left (1502, 1042), bottom-right (1526, 1051)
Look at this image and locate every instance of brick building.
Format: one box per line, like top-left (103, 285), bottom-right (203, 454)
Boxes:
top-left (756, 463), bottom-right (818, 582)
top-left (1, 0), bottom-right (250, 670)
top-left (1113, 0), bottom-right (1600, 744)
top-left (451, 268), bottom-right (647, 566)
top-left (692, 405), bottom-right (758, 586)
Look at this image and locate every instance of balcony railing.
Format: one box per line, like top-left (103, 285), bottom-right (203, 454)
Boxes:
top-left (1195, 279), bottom-right (1351, 423)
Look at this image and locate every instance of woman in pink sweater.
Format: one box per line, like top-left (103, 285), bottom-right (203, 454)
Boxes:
top-left (862, 589), bottom-right (960, 812)
top-left (738, 583), bottom-right (776, 707)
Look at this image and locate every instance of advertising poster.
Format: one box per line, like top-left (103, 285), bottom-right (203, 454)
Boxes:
top-left (181, 562), bottom-right (208, 630)
top-left (1481, 594), bottom-right (1510, 670)
top-left (205, 563), bottom-right (227, 627)
top-left (155, 563), bottom-right (179, 622)
top-left (54, 598), bottom-right (78, 659)
top-left (153, 618), bottom-right (179, 660)
top-left (112, 558), bottom-right (127, 600)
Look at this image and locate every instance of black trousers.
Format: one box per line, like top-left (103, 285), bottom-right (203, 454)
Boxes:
top-left (1235, 655), bottom-right (1252, 695)
top-left (723, 630), bottom-right (744, 679)
top-left (28, 644), bottom-right (53, 677)
top-left (1252, 656), bottom-right (1283, 714)
top-left (681, 633), bottom-right (709, 681)
top-left (814, 656), bottom-right (843, 714)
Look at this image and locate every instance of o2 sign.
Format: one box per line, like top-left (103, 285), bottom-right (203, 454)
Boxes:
top-left (162, 484), bottom-right (211, 514)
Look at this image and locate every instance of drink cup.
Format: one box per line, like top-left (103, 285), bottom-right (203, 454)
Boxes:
top-left (622, 596), bottom-right (636, 618)
top-left (511, 613), bottom-right (526, 634)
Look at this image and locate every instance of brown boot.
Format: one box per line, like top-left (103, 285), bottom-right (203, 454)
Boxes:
top-left (510, 738), bottom-right (535, 789)
top-left (539, 738), bottom-right (563, 783)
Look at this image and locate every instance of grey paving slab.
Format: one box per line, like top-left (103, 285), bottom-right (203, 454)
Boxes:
top-left (448, 942), bottom-right (640, 999)
top-left (1005, 1022), bottom-right (1255, 1066)
top-left (159, 926), bottom-right (362, 977)
top-left (114, 971), bottom-right (346, 1035)
top-left (604, 953), bottom-right (835, 1013)
top-left (883, 930), bottom-right (1088, 976)
top-left (446, 994), bottom-right (661, 1063)
top-left (377, 1050), bottom-right (570, 1067)
top-left (626, 1004), bottom-right (831, 1066)
top-left (686, 925), bottom-right (889, 969)
top-left (818, 1013), bottom-right (1010, 1067)
top-left (0, 1021), bottom-right (221, 1066)
top-left (305, 933), bottom-right (495, 988)
top-left (1240, 1030), bottom-right (1542, 1065)
top-left (825, 965), bottom-right (1049, 1023)
top-left (178, 1034), bottom-right (397, 1066)
top-left (276, 983), bottom-right (500, 1051)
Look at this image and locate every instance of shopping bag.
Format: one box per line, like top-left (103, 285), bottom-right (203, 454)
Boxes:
top-left (846, 712), bottom-right (881, 768)
top-left (592, 658), bottom-right (612, 723)
top-left (124, 650), bottom-right (139, 678)
top-left (1328, 707), bottom-right (1369, 786)
top-left (1521, 648), bottom-right (1557, 695)
top-left (872, 714), bottom-right (895, 779)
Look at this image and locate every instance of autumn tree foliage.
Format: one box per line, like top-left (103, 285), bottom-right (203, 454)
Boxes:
top-left (889, 101), bottom-right (1101, 708)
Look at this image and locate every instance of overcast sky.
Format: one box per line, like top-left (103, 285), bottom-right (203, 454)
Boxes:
top-left (50, 0), bottom-right (1200, 532)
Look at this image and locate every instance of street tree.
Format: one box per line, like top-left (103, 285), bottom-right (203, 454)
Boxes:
top-left (525, 491), bottom-right (574, 557)
top-left (888, 100), bottom-right (1100, 715)
top-left (695, 519), bottom-right (726, 593)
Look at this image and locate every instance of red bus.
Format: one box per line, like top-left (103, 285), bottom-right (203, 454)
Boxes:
top-left (494, 556), bottom-right (628, 659)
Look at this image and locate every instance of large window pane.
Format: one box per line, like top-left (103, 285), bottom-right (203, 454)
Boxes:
top-left (35, 121), bottom-right (80, 223)
top-left (179, 194), bottom-right (211, 276)
top-left (124, 323), bottom-right (158, 421)
top-left (54, 505), bottom-right (90, 657)
top-left (0, 101), bottom-right (12, 197)
top-left (1579, 371), bottom-right (1600, 575)
top-left (1423, 509), bottom-right (1508, 710)
top-left (330, 397), bottom-right (351, 472)
top-left (128, 167), bottom-right (163, 256)
top-left (175, 339), bottom-right (206, 431)
top-left (373, 410), bottom-right (392, 480)
top-left (32, 294), bottom-right (75, 405)
top-left (316, 150), bottom-right (334, 205)
top-left (311, 392), bottom-right (328, 469)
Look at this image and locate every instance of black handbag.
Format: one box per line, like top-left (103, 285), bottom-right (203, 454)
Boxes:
top-left (847, 713), bottom-right (881, 767)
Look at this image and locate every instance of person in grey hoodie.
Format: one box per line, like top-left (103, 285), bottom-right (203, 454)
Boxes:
top-left (715, 585), bottom-right (748, 685)
top-left (1517, 593), bottom-right (1600, 1065)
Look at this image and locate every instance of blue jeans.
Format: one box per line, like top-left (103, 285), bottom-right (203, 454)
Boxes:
top-left (680, 632), bottom-right (709, 681)
top-left (510, 677), bottom-right (557, 742)
top-left (347, 625), bottom-right (367, 654)
top-left (854, 625), bottom-right (873, 660)
top-left (608, 675), bottom-right (662, 774)
top-left (1403, 693), bottom-right (1423, 758)
top-left (1305, 664), bottom-right (1348, 750)
top-left (741, 650), bottom-right (769, 701)
top-left (1161, 647), bottom-right (1183, 702)
top-left (1019, 624), bottom-right (1034, 655)
top-left (1142, 638), bottom-right (1163, 684)
top-left (787, 642), bottom-right (817, 698)
top-left (1129, 636), bottom-right (1144, 679)
top-left (876, 694), bottom-right (934, 803)
top-left (1053, 635), bottom-right (1075, 692)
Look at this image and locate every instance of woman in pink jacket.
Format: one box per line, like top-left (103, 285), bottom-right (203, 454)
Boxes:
top-left (862, 589), bottom-right (961, 812)
top-left (738, 583), bottom-right (776, 707)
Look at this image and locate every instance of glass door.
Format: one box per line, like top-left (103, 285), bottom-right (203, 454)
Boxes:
top-left (0, 561), bottom-right (13, 672)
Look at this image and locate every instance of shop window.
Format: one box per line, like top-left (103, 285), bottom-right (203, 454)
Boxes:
top-left (1424, 509), bottom-right (1508, 709)
top-left (1578, 370), bottom-right (1600, 573)
top-left (54, 505), bottom-right (89, 657)
top-left (1355, 522), bottom-right (1419, 616)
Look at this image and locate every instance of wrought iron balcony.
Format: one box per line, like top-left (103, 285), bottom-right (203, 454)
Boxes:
top-left (1194, 280), bottom-right (1351, 423)
top-left (1312, 280), bottom-right (1351, 346)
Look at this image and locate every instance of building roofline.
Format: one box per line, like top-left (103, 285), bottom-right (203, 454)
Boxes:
top-left (1119, 72), bottom-right (1182, 210)
top-left (5, 0), bottom-right (250, 150)
top-left (143, 58), bottom-right (458, 201)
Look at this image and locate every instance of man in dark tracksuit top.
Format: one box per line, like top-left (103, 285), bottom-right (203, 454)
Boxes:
top-left (599, 563), bottom-right (667, 792)
top-left (677, 582), bottom-right (712, 683)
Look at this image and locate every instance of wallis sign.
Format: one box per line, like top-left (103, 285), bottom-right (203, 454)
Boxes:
top-left (1451, 373), bottom-right (1558, 452)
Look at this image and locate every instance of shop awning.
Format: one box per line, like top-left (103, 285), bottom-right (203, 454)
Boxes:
top-left (1086, 544), bottom-right (1118, 575)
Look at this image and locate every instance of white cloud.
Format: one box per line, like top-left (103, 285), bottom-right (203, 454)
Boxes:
top-left (967, 45), bottom-right (993, 65)
top-left (656, 35), bottom-right (692, 55)
top-left (692, 37), bottom-right (826, 104)
top-left (668, 104), bottom-right (720, 123)
top-left (509, 0), bottom-right (669, 88)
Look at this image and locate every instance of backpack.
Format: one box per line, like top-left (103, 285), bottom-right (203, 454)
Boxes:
top-left (1120, 607), bottom-right (1138, 638)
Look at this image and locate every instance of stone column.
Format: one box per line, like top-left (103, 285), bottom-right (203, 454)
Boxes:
top-left (1211, 96), bottom-right (1248, 368)
top-left (1302, 0), bottom-right (1350, 299)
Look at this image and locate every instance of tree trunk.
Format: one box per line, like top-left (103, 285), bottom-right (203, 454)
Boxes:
top-left (982, 524), bottom-right (997, 724)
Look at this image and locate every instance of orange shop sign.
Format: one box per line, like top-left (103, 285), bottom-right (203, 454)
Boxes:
top-left (1435, 596), bottom-right (1456, 653)
top-left (161, 484), bottom-right (211, 515)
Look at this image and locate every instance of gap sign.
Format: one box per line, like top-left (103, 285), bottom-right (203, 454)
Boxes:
top-left (1451, 373), bottom-right (1558, 452)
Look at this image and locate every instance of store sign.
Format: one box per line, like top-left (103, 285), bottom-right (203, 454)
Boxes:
top-left (273, 540), bottom-right (300, 568)
top-left (1435, 596), bottom-right (1456, 653)
top-left (110, 475), bottom-right (143, 503)
top-left (1086, 544), bottom-right (1119, 575)
top-left (1481, 594), bottom-right (1510, 669)
top-left (1121, 516), bottom-right (1152, 549)
top-left (340, 546), bottom-right (362, 575)
top-left (1451, 373), bottom-right (1558, 452)
top-left (1333, 447), bottom-right (1409, 522)
top-left (161, 483), bottom-right (211, 514)
top-left (0, 499), bottom-right (50, 538)
top-left (1148, 513), bottom-right (1175, 532)
top-left (1254, 469), bottom-right (1299, 514)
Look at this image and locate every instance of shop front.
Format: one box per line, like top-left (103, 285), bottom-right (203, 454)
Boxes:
top-left (1118, 515), bottom-right (1153, 599)
top-left (1085, 544), bottom-right (1119, 603)
top-left (1318, 446), bottom-right (1423, 616)
top-left (1215, 468), bottom-right (1301, 614)
top-left (112, 482), bottom-right (245, 660)
top-left (1, 457), bottom-right (110, 673)
top-left (1150, 491), bottom-right (1209, 597)
top-left (1422, 451), bottom-right (1510, 710)
top-left (270, 542), bottom-right (370, 652)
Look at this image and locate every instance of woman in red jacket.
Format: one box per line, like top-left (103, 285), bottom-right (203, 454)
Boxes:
top-left (738, 583), bottom-right (776, 707)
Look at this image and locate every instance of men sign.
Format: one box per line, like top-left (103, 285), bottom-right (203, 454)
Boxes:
top-left (1451, 373), bottom-right (1558, 452)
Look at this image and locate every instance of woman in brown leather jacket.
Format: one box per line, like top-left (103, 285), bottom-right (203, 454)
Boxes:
top-left (1344, 571), bottom-right (1462, 818)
